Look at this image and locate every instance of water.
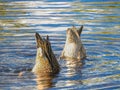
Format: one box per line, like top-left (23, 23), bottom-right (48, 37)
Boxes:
top-left (0, 0), bottom-right (120, 90)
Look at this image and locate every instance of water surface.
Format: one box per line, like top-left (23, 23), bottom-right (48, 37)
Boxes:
top-left (0, 0), bottom-right (120, 90)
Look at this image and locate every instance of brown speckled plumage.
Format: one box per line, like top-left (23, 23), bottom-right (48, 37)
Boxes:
top-left (32, 33), bottom-right (60, 74)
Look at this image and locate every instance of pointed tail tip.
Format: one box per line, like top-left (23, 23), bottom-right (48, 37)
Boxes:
top-left (35, 32), bottom-right (41, 39)
top-left (35, 32), bottom-right (39, 36)
top-left (35, 32), bottom-right (42, 41)
top-left (46, 35), bottom-right (49, 41)
top-left (81, 25), bottom-right (83, 28)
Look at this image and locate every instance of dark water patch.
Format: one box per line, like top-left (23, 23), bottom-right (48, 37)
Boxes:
top-left (0, 63), bottom-right (33, 73)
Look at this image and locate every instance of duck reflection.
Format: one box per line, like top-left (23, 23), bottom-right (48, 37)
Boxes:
top-left (66, 58), bottom-right (83, 84)
top-left (35, 73), bottom-right (55, 90)
top-left (56, 58), bottom-right (84, 88)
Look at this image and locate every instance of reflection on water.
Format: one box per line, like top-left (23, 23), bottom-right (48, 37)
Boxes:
top-left (0, 0), bottom-right (120, 90)
top-left (56, 59), bottom-right (83, 88)
top-left (35, 74), bottom-right (54, 90)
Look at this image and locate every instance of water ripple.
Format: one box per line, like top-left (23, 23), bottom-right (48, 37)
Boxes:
top-left (0, 0), bottom-right (120, 90)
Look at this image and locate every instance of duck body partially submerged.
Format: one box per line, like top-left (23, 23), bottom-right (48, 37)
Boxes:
top-left (32, 33), bottom-right (60, 75)
top-left (60, 25), bottom-right (86, 60)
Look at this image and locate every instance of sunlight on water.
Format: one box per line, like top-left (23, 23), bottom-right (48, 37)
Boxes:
top-left (0, 0), bottom-right (120, 90)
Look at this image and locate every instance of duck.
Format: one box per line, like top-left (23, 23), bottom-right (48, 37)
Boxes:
top-left (60, 25), bottom-right (86, 60)
top-left (32, 33), bottom-right (60, 75)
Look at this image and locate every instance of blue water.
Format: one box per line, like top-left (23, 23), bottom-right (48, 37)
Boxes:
top-left (0, 0), bottom-right (120, 90)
